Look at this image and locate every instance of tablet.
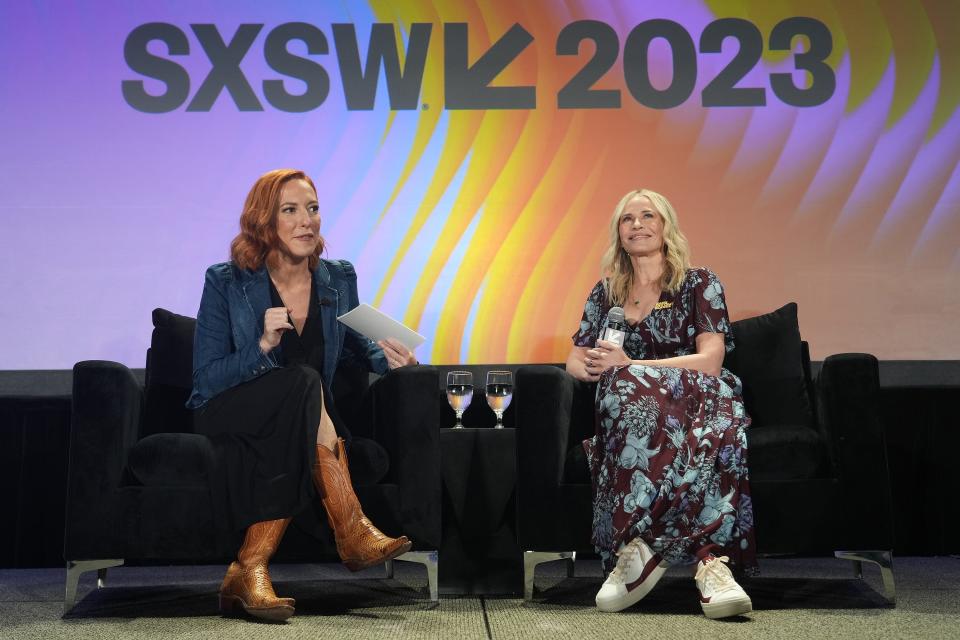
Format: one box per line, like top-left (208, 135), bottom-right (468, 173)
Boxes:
top-left (337, 303), bottom-right (426, 351)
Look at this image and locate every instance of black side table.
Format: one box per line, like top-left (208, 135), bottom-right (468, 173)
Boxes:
top-left (439, 427), bottom-right (520, 595)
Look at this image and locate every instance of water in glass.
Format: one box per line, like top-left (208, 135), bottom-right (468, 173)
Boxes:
top-left (485, 370), bottom-right (513, 428)
top-left (446, 371), bottom-right (473, 429)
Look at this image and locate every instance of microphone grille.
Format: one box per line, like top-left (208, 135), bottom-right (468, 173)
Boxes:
top-left (608, 307), bottom-right (625, 323)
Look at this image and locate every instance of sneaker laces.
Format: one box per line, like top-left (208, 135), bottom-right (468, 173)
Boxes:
top-left (695, 555), bottom-right (739, 594)
top-left (607, 542), bottom-right (641, 584)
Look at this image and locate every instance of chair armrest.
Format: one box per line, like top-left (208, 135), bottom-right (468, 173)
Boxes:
top-left (370, 364), bottom-right (441, 549)
top-left (64, 360), bottom-right (143, 560)
top-left (816, 353), bottom-right (894, 547)
top-left (817, 353), bottom-right (887, 474)
top-left (515, 365), bottom-right (579, 488)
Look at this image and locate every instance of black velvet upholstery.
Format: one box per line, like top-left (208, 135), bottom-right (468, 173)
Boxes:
top-left (744, 425), bottom-right (828, 481)
top-left (515, 366), bottom-right (595, 551)
top-left (126, 433), bottom-right (213, 487)
top-left (65, 361), bottom-right (141, 561)
top-left (64, 311), bottom-right (441, 573)
top-left (563, 443), bottom-right (591, 484)
top-left (347, 436), bottom-right (390, 487)
top-left (514, 304), bottom-right (894, 559)
top-left (142, 308), bottom-right (196, 437)
top-left (722, 303), bottom-right (829, 484)
top-left (370, 365), bottom-right (442, 549)
top-left (723, 302), bottom-right (814, 431)
top-left (814, 352), bottom-right (894, 550)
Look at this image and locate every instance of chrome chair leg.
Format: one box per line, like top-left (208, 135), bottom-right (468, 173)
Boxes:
top-left (64, 559), bottom-right (124, 615)
top-left (523, 550), bottom-right (576, 601)
top-left (392, 550), bottom-right (439, 601)
top-left (834, 550), bottom-right (896, 605)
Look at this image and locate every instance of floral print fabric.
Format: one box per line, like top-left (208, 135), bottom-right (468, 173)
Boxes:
top-left (573, 268), bottom-right (758, 574)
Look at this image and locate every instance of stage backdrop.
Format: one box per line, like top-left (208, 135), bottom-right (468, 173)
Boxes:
top-left (1, 0), bottom-right (958, 369)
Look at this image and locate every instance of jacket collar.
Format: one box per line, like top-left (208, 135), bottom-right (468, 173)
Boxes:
top-left (235, 263), bottom-right (341, 374)
top-left (237, 267), bottom-right (271, 331)
top-left (235, 262), bottom-right (337, 308)
top-left (311, 259), bottom-right (340, 308)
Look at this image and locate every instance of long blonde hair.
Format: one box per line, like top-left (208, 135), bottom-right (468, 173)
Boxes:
top-left (600, 189), bottom-right (691, 305)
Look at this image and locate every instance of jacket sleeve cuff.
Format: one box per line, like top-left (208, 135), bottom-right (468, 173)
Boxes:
top-left (258, 345), bottom-right (280, 371)
top-left (372, 352), bottom-right (389, 375)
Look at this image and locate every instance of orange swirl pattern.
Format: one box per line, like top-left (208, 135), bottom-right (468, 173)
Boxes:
top-left (351, 0), bottom-right (959, 362)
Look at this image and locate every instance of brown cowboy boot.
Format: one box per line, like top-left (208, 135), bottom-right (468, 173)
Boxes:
top-left (218, 518), bottom-right (295, 621)
top-left (314, 439), bottom-right (412, 571)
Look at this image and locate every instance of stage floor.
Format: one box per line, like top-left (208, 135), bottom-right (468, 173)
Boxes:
top-left (1, 556), bottom-right (957, 639)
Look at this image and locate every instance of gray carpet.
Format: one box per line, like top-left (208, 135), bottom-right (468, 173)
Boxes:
top-left (1, 557), bottom-right (957, 639)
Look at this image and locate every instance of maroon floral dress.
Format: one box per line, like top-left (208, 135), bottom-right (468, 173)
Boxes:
top-left (573, 267), bottom-right (758, 575)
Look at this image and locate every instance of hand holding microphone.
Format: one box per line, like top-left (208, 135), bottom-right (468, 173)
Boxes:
top-left (602, 306), bottom-right (626, 347)
top-left (585, 307), bottom-right (631, 374)
top-left (259, 307), bottom-right (295, 354)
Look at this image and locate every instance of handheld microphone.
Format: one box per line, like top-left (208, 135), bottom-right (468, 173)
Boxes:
top-left (603, 307), bottom-right (626, 347)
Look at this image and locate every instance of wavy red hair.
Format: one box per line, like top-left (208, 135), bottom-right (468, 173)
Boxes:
top-left (230, 169), bottom-right (324, 271)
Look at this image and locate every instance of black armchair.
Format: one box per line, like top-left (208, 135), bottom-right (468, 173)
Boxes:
top-left (515, 303), bottom-right (895, 603)
top-left (63, 308), bottom-right (441, 613)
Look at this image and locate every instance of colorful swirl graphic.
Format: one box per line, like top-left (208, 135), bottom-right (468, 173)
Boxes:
top-left (0, 0), bottom-right (957, 368)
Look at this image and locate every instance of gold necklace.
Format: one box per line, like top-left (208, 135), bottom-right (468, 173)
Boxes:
top-left (632, 287), bottom-right (661, 306)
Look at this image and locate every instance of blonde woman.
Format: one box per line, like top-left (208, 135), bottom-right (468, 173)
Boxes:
top-left (566, 189), bottom-right (757, 619)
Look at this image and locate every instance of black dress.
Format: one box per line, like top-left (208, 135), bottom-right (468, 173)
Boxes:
top-left (194, 276), bottom-right (349, 533)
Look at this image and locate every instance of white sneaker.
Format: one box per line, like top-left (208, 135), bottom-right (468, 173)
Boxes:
top-left (595, 538), bottom-right (670, 612)
top-left (694, 555), bottom-right (752, 619)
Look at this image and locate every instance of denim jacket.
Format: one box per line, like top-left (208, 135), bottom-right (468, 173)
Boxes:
top-left (187, 259), bottom-right (388, 408)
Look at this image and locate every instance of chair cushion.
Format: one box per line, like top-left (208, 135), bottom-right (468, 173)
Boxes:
top-left (143, 308), bottom-right (197, 437)
top-left (723, 302), bottom-right (815, 431)
top-left (126, 433), bottom-right (214, 487)
top-left (348, 437), bottom-right (389, 486)
top-left (563, 441), bottom-right (591, 484)
top-left (746, 424), bottom-right (829, 481)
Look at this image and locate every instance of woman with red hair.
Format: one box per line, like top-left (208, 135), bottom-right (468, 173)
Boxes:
top-left (188, 169), bottom-right (418, 621)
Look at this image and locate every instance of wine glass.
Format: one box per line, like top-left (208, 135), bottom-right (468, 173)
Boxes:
top-left (446, 371), bottom-right (473, 429)
top-left (485, 370), bottom-right (513, 429)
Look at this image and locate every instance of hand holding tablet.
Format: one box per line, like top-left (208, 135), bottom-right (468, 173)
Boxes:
top-left (337, 303), bottom-right (426, 352)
